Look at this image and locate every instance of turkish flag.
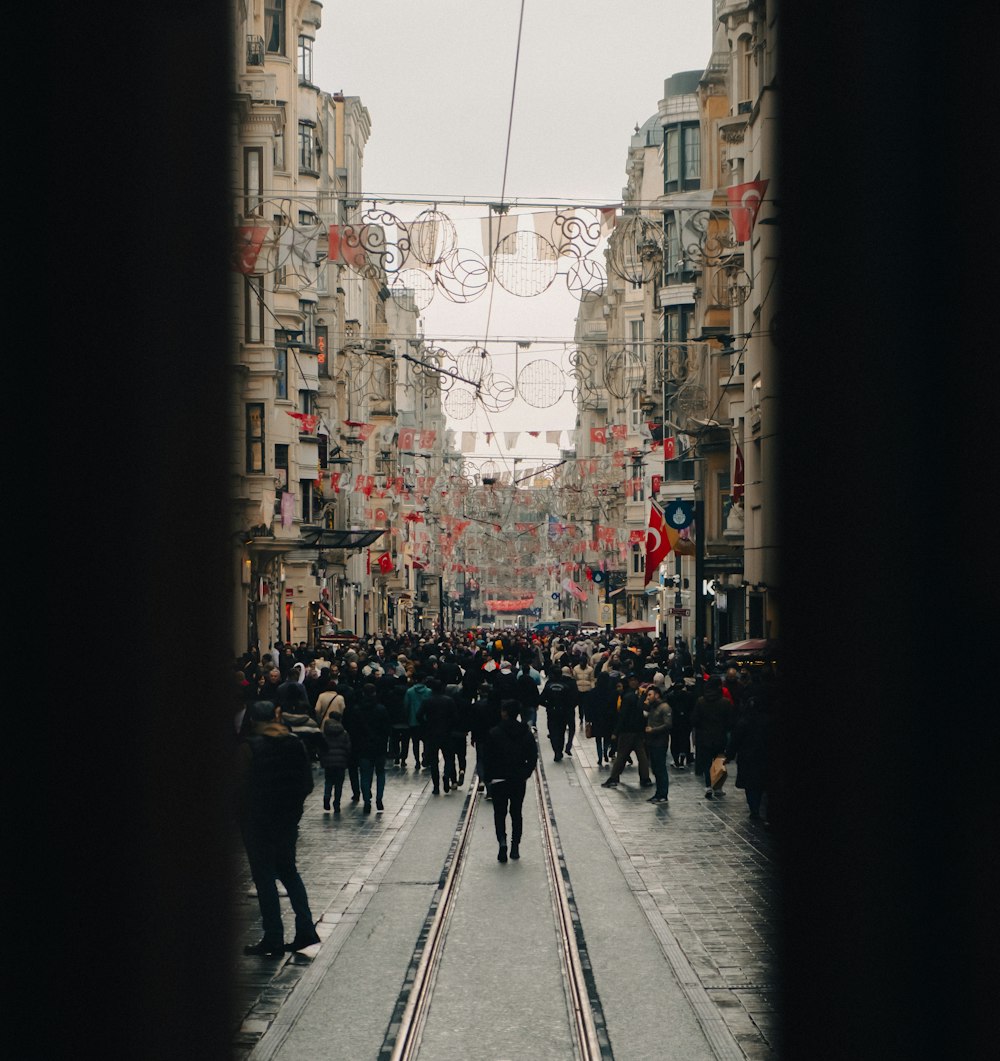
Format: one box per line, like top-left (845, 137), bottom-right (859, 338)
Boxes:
top-left (651, 474), bottom-right (662, 495)
top-left (590, 427), bottom-right (607, 444)
top-left (233, 226), bottom-right (269, 273)
top-left (664, 437), bottom-right (676, 460)
top-left (376, 551), bottom-right (394, 573)
top-left (398, 428), bottom-right (416, 450)
top-left (727, 179), bottom-right (769, 243)
top-left (644, 502), bottom-right (680, 586)
top-left (610, 424), bottom-right (627, 440)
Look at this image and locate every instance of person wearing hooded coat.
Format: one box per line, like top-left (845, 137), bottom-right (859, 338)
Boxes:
top-left (539, 665), bottom-right (576, 762)
top-left (691, 675), bottom-right (736, 799)
top-left (417, 678), bottom-right (458, 795)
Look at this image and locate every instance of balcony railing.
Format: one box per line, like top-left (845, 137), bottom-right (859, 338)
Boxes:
top-left (246, 35), bottom-right (264, 67)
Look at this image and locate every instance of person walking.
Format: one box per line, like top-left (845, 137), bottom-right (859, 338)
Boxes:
top-left (643, 685), bottom-right (672, 803)
top-left (539, 665), bottom-right (576, 762)
top-left (692, 675), bottom-right (735, 800)
top-left (319, 707), bottom-right (351, 814)
top-left (469, 681), bottom-right (500, 797)
top-left (417, 678), bottom-right (458, 795)
top-left (237, 701), bottom-right (321, 957)
top-left (724, 678), bottom-right (773, 820)
top-left (665, 675), bottom-right (695, 768)
top-left (402, 671), bottom-right (432, 770)
top-left (601, 674), bottom-right (654, 790)
top-left (572, 654), bottom-right (596, 727)
top-left (588, 669), bottom-right (620, 766)
top-left (483, 699), bottom-right (538, 863)
top-left (355, 683), bottom-right (391, 813)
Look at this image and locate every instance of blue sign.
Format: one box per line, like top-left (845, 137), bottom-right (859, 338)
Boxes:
top-left (551, 592), bottom-right (560, 600)
top-left (663, 499), bottom-right (694, 529)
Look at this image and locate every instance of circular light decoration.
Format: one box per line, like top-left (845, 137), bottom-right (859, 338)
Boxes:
top-left (604, 346), bottom-right (646, 400)
top-left (517, 359), bottom-right (565, 409)
top-left (435, 248), bottom-right (489, 303)
top-left (493, 230), bottom-right (558, 297)
top-left (444, 386), bottom-right (476, 420)
top-left (391, 268), bottom-right (435, 312)
top-left (566, 257), bottom-right (607, 302)
top-left (456, 345), bottom-right (491, 386)
top-left (478, 373), bottom-right (516, 412)
top-left (406, 208), bottom-right (457, 266)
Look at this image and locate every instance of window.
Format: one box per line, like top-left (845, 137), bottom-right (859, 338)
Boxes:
top-left (663, 212), bottom-right (686, 276)
top-left (630, 393), bottom-right (645, 436)
top-left (298, 35), bottom-right (314, 83)
top-left (663, 304), bottom-right (694, 343)
top-left (629, 458), bottom-right (645, 501)
top-left (275, 347), bottom-right (288, 399)
top-left (664, 122), bottom-right (701, 193)
top-left (300, 479), bottom-right (315, 523)
top-left (738, 34), bottom-right (754, 108)
top-left (243, 147), bottom-right (263, 217)
top-left (246, 403), bottom-right (265, 474)
top-left (628, 317), bottom-right (644, 358)
top-left (244, 275), bottom-right (264, 343)
top-left (273, 113), bottom-right (286, 170)
top-left (299, 300), bottom-right (317, 348)
top-left (265, 0), bottom-right (285, 55)
top-left (274, 444), bottom-right (289, 500)
top-left (632, 543), bottom-right (644, 576)
top-left (298, 121), bottom-right (317, 173)
top-left (298, 390), bottom-right (314, 417)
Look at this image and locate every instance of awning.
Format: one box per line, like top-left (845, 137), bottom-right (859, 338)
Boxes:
top-left (718, 638), bottom-right (770, 654)
top-left (298, 526), bottom-right (385, 550)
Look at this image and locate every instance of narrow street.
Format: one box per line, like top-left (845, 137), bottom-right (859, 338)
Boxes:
top-left (233, 737), bottom-right (779, 1061)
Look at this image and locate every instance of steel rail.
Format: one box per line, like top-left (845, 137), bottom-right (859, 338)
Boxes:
top-left (387, 752), bottom-right (609, 1061)
top-left (534, 766), bottom-right (608, 1061)
top-left (387, 782), bottom-right (480, 1061)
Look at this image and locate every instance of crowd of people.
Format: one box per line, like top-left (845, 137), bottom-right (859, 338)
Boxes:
top-left (232, 626), bottom-right (779, 955)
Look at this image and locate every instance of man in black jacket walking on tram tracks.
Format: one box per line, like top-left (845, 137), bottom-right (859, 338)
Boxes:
top-left (483, 699), bottom-right (538, 864)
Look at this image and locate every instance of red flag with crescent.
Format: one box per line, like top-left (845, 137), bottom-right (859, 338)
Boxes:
top-left (727, 179), bottom-right (769, 243)
top-left (644, 501), bottom-right (680, 586)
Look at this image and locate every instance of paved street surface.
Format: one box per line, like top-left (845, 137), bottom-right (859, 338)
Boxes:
top-left (232, 738), bottom-right (779, 1061)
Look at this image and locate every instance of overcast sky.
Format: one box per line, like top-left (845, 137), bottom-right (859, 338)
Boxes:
top-left (314, 1), bottom-right (714, 468)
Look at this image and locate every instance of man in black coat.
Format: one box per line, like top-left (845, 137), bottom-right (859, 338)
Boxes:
top-left (417, 678), bottom-right (459, 795)
top-left (539, 665), bottom-right (577, 762)
top-left (665, 676), bottom-right (695, 768)
top-left (483, 699), bottom-right (538, 863)
top-left (237, 701), bottom-right (320, 957)
top-left (601, 674), bottom-right (654, 789)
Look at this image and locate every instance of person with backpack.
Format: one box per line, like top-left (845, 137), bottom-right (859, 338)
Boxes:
top-left (403, 670), bottom-right (432, 771)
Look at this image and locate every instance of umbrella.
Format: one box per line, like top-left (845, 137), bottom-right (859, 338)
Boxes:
top-left (613, 619), bottom-right (657, 633)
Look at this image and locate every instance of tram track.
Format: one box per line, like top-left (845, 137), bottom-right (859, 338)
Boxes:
top-left (382, 753), bottom-right (613, 1061)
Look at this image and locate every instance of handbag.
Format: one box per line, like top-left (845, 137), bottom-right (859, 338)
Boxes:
top-left (710, 755), bottom-right (728, 789)
top-left (584, 721), bottom-right (593, 738)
